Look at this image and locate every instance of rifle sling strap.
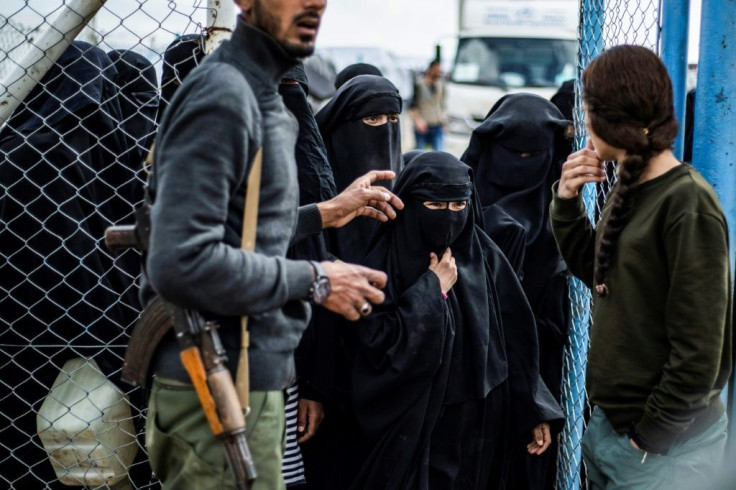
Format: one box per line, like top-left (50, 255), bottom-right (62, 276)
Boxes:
top-left (235, 147), bottom-right (263, 412)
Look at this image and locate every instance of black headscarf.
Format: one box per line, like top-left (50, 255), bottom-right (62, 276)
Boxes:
top-left (158, 34), bottom-right (205, 124)
top-left (351, 152), bottom-right (562, 489)
top-left (108, 49), bottom-right (159, 164)
top-left (334, 62), bottom-right (383, 90)
top-left (402, 149), bottom-right (425, 166)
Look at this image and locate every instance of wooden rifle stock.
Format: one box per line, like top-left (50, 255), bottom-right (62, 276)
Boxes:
top-left (179, 347), bottom-right (224, 436)
top-left (175, 310), bottom-right (257, 488)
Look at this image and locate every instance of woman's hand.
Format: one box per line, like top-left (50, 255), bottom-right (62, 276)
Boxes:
top-left (527, 423), bottom-right (552, 455)
top-left (558, 139), bottom-right (606, 199)
top-left (429, 248), bottom-right (457, 294)
top-left (296, 398), bottom-right (325, 443)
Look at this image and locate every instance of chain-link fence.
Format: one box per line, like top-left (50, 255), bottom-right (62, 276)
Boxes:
top-left (556, 1), bottom-right (662, 489)
top-left (0, 1), bottom-right (214, 488)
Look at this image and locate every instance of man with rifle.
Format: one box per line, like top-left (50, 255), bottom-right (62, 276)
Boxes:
top-left (136, 0), bottom-right (402, 488)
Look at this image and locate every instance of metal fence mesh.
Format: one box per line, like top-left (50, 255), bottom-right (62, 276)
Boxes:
top-left (0, 1), bottom-right (210, 488)
top-left (556, 1), bottom-right (661, 489)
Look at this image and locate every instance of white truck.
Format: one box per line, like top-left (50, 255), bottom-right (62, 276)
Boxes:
top-left (445, 0), bottom-right (578, 155)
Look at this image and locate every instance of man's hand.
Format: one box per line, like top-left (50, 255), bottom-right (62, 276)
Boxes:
top-left (321, 261), bottom-right (387, 321)
top-left (558, 139), bottom-right (606, 199)
top-left (527, 423), bottom-right (552, 455)
top-left (318, 170), bottom-right (404, 229)
top-left (296, 399), bottom-right (324, 443)
top-left (415, 118), bottom-right (429, 134)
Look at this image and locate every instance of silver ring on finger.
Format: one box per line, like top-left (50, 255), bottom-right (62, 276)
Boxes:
top-left (360, 302), bottom-right (372, 316)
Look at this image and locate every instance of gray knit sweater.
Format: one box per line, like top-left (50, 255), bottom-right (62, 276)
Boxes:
top-left (143, 19), bottom-right (322, 391)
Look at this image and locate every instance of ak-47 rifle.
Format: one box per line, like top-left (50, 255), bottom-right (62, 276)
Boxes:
top-left (105, 218), bottom-right (258, 489)
top-left (173, 308), bottom-right (257, 489)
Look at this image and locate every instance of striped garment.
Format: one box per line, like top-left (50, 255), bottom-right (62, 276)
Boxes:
top-left (282, 383), bottom-right (306, 487)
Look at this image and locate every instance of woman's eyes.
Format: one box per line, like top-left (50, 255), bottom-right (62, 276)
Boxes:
top-left (361, 114), bottom-right (399, 126)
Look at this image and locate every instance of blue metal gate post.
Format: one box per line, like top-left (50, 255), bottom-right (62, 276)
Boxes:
top-left (659, 0), bottom-right (690, 160)
top-left (556, 2), bottom-right (604, 489)
top-left (691, 0), bottom-right (736, 461)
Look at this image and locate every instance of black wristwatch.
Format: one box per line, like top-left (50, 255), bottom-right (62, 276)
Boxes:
top-left (308, 261), bottom-right (331, 305)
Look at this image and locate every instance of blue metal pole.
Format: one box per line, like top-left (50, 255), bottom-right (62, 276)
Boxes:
top-left (691, 0), bottom-right (736, 464)
top-left (659, 0), bottom-right (690, 160)
top-left (557, 2), bottom-right (604, 490)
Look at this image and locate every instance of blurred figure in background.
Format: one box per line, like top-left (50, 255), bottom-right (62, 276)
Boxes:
top-left (410, 59), bottom-right (447, 151)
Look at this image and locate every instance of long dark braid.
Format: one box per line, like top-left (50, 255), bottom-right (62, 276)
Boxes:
top-left (582, 45), bottom-right (679, 297)
top-left (594, 152), bottom-right (649, 296)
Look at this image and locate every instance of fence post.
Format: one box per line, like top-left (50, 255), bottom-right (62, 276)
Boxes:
top-left (0, 0), bottom-right (105, 125)
top-left (557, 2), bottom-right (605, 489)
top-left (204, 0), bottom-right (237, 55)
top-left (691, 0), bottom-right (736, 460)
top-left (659, 0), bottom-right (690, 160)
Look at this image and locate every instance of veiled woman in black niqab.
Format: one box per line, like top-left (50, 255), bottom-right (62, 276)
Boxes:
top-left (280, 62), bottom-right (339, 401)
top-left (351, 151), bottom-right (562, 489)
top-left (0, 41), bottom-right (140, 486)
top-left (316, 74), bottom-right (403, 263)
top-left (108, 50), bottom-right (159, 166)
top-left (157, 34), bottom-right (205, 125)
top-left (461, 93), bottom-right (572, 490)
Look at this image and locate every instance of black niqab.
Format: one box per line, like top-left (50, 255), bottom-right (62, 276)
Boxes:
top-left (316, 74), bottom-right (402, 190)
top-left (316, 74), bottom-right (403, 263)
top-left (361, 152), bottom-right (505, 402)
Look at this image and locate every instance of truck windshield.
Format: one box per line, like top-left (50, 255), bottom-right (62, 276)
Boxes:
top-left (451, 37), bottom-right (576, 88)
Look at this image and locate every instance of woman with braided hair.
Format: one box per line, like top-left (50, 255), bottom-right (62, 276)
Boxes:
top-left (551, 45), bottom-right (731, 489)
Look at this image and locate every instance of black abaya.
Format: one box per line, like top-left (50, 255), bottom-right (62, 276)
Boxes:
top-left (351, 152), bottom-right (562, 490)
top-left (461, 93), bottom-right (572, 490)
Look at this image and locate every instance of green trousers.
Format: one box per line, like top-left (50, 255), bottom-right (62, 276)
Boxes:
top-left (145, 376), bottom-right (286, 490)
top-left (581, 406), bottom-right (728, 490)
